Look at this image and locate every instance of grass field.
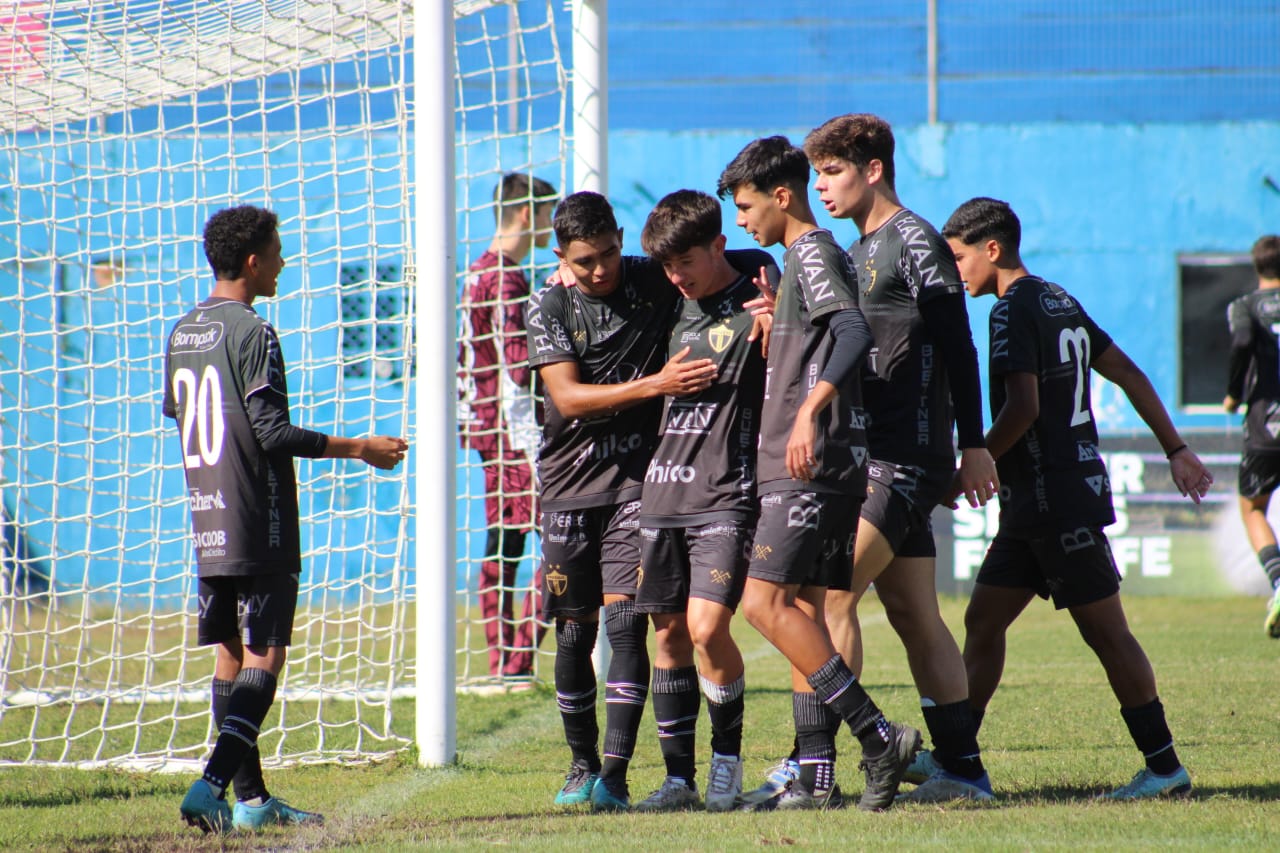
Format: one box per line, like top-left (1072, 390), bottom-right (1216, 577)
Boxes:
top-left (0, 594), bottom-right (1275, 850)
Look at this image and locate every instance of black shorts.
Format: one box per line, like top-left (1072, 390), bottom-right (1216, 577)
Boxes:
top-left (197, 573), bottom-right (299, 647)
top-left (540, 500), bottom-right (642, 619)
top-left (636, 520), bottom-right (752, 613)
top-left (859, 460), bottom-right (952, 558)
top-left (747, 490), bottom-right (860, 591)
top-left (1238, 450), bottom-right (1280, 499)
top-left (976, 527), bottom-right (1121, 610)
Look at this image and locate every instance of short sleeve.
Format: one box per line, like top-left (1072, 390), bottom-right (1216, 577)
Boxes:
top-left (988, 297), bottom-right (1039, 377)
top-left (525, 285), bottom-right (578, 368)
top-left (799, 237), bottom-right (860, 324)
top-left (241, 320), bottom-right (287, 400)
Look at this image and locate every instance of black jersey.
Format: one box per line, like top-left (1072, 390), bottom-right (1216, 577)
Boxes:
top-left (988, 277), bottom-right (1116, 532)
top-left (1227, 289), bottom-right (1280, 453)
top-left (162, 298), bottom-right (302, 576)
top-left (525, 256), bottom-right (679, 511)
top-left (848, 208), bottom-right (963, 467)
top-left (640, 275), bottom-right (766, 526)
top-left (757, 228), bottom-right (869, 497)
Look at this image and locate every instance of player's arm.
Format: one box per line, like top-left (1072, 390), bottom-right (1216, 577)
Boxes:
top-left (1092, 343), bottom-right (1212, 503)
top-left (786, 307), bottom-right (873, 481)
top-left (500, 269), bottom-right (534, 389)
top-left (1224, 298), bottom-right (1252, 413)
top-left (536, 348), bottom-right (717, 421)
top-left (984, 372), bottom-right (1039, 461)
top-left (920, 291), bottom-right (999, 506)
top-left (246, 390), bottom-right (407, 470)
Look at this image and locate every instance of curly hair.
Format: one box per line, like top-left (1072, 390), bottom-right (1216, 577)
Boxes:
top-left (202, 206), bottom-right (279, 280)
top-left (803, 114), bottom-right (896, 190)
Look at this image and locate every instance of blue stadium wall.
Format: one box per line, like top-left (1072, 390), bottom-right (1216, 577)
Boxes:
top-left (2, 0), bottom-right (1278, 601)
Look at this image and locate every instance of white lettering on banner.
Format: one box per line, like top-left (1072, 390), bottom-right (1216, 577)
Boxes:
top-left (949, 452), bottom-right (1172, 581)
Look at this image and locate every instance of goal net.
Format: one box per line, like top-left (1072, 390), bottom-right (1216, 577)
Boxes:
top-left (0, 0), bottom-right (568, 769)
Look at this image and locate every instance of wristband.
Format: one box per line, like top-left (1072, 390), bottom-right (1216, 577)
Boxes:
top-left (1165, 444), bottom-right (1187, 460)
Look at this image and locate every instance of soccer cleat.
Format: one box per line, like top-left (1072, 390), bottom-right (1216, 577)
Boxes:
top-left (1102, 766), bottom-right (1192, 800)
top-left (633, 776), bottom-right (701, 812)
top-left (1265, 587), bottom-right (1280, 638)
top-left (589, 774), bottom-right (630, 812)
top-left (903, 749), bottom-right (940, 785)
top-left (856, 722), bottom-right (923, 812)
top-left (179, 779), bottom-right (233, 834)
top-left (554, 760), bottom-right (600, 806)
top-left (896, 770), bottom-right (995, 804)
top-left (738, 757), bottom-right (799, 806)
top-left (704, 753), bottom-right (744, 813)
top-left (231, 796), bottom-right (324, 831)
top-left (742, 780), bottom-right (844, 812)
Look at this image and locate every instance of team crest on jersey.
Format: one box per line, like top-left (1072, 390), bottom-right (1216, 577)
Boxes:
top-left (752, 543), bottom-right (772, 561)
top-left (708, 321), bottom-right (734, 353)
top-left (545, 565), bottom-right (568, 596)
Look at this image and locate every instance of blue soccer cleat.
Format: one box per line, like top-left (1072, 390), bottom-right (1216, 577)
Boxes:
top-left (897, 769), bottom-right (995, 803)
top-left (903, 749), bottom-right (941, 785)
top-left (738, 757), bottom-right (800, 807)
top-left (589, 774), bottom-right (630, 812)
top-left (231, 796), bottom-right (324, 831)
top-left (1103, 766), bottom-right (1192, 800)
top-left (554, 760), bottom-right (600, 806)
top-left (179, 779), bottom-right (233, 834)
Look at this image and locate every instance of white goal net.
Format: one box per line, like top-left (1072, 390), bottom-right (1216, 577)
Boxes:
top-left (0, 0), bottom-right (568, 769)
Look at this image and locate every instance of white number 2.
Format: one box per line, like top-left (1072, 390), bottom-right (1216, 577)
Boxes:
top-left (172, 365), bottom-right (225, 469)
top-left (1058, 327), bottom-right (1092, 427)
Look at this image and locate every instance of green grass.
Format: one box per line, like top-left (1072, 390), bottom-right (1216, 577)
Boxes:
top-left (0, 594), bottom-right (1275, 850)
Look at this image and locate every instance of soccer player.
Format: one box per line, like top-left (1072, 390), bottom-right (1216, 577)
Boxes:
top-left (164, 206), bottom-right (407, 833)
top-left (719, 136), bottom-right (921, 812)
top-left (527, 191), bottom-right (772, 811)
top-left (798, 113), bottom-right (997, 802)
top-left (630, 189), bottom-right (774, 812)
top-left (1224, 234), bottom-right (1280, 637)
top-left (942, 196), bottom-right (1212, 800)
top-left (458, 172), bottom-right (558, 678)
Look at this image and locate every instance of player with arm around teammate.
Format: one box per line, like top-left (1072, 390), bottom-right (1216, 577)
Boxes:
top-left (165, 206), bottom-right (406, 833)
top-left (1223, 235), bottom-right (1280, 637)
top-left (628, 189), bottom-right (775, 812)
top-left (720, 136), bottom-right (922, 812)
top-left (943, 196), bottom-right (1212, 800)
top-left (527, 191), bottom-right (774, 811)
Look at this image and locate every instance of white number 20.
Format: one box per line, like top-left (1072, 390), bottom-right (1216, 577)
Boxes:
top-left (1058, 327), bottom-right (1092, 427)
top-left (172, 365), bottom-right (225, 469)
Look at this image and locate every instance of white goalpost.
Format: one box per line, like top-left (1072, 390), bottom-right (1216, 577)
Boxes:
top-left (0, 0), bottom-right (601, 771)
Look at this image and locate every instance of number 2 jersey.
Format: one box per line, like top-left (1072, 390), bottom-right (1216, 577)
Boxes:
top-left (1226, 288), bottom-right (1280, 453)
top-left (162, 297), bottom-right (322, 576)
top-left (988, 276), bottom-right (1115, 533)
top-left (639, 275), bottom-right (766, 526)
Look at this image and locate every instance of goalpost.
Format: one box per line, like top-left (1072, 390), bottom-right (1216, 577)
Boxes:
top-left (0, 0), bottom-right (602, 770)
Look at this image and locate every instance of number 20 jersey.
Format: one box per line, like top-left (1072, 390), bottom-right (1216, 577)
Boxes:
top-left (162, 297), bottom-right (302, 576)
top-left (988, 276), bottom-right (1115, 533)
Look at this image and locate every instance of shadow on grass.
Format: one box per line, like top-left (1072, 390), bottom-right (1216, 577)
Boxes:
top-left (1000, 781), bottom-right (1280, 804)
top-left (0, 777), bottom-right (183, 809)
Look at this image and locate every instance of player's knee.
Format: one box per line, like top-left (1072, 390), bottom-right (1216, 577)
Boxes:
top-left (604, 599), bottom-right (647, 651)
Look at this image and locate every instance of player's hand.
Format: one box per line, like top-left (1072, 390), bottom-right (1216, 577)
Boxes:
top-left (747, 312), bottom-right (773, 359)
top-left (947, 447), bottom-right (999, 509)
top-left (361, 435), bottom-right (409, 470)
top-left (785, 409), bottom-right (819, 481)
top-left (653, 346), bottom-right (717, 397)
top-left (1223, 394), bottom-right (1240, 414)
top-left (1168, 445), bottom-right (1213, 504)
top-left (548, 262), bottom-right (573, 288)
top-left (745, 264), bottom-right (777, 316)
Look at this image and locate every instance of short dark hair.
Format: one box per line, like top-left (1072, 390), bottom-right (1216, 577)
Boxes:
top-left (803, 113), bottom-right (897, 189)
top-left (716, 135), bottom-right (810, 200)
top-left (640, 189), bottom-right (721, 262)
top-left (942, 197), bottom-right (1022, 254)
top-left (495, 172), bottom-right (558, 225)
top-left (552, 191), bottom-right (618, 247)
top-left (1252, 235), bottom-right (1280, 280)
top-left (202, 206), bottom-right (279, 280)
